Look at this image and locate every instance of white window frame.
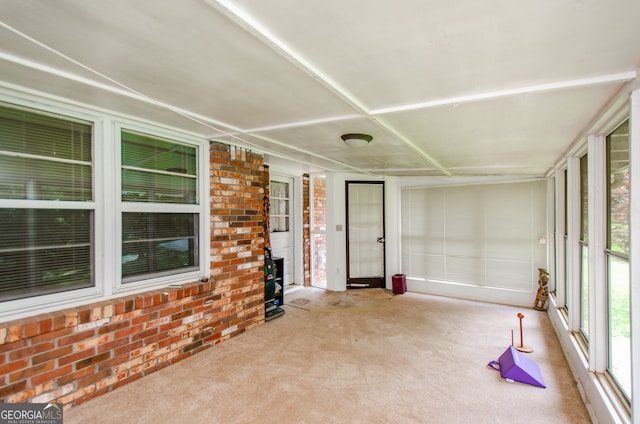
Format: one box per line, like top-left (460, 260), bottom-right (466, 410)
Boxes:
top-left (548, 90), bottom-right (637, 423)
top-left (0, 90), bottom-right (210, 321)
top-left (112, 122), bottom-right (209, 294)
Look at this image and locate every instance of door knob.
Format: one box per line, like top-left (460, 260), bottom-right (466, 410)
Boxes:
top-left (377, 237), bottom-right (385, 243)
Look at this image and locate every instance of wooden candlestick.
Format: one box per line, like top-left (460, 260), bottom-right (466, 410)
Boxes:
top-left (515, 312), bottom-right (534, 353)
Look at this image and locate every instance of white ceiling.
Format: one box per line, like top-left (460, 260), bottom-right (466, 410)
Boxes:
top-left (0, 0), bottom-right (638, 177)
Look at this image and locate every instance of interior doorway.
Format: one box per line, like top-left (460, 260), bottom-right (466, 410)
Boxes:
top-left (269, 175), bottom-right (294, 286)
top-left (310, 174), bottom-right (327, 289)
top-left (346, 181), bottom-right (385, 288)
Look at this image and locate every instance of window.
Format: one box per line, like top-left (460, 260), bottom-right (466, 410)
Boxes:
top-left (606, 119), bottom-right (630, 399)
top-left (120, 130), bottom-right (199, 282)
top-left (0, 97), bottom-right (207, 320)
top-left (269, 181), bottom-right (289, 232)
top-left (579, 154), bottom-right (589, 339)
top-left (0, 104), bottom-right (94, 302)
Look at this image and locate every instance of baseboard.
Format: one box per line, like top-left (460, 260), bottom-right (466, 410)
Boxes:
top-left (406, 277), bottom-right (536, 307)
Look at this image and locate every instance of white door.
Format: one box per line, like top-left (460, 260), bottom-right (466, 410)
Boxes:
top-left (346, 182), bottom-right (385, 288)
top-left (269, 176), bottom-right (294, 286)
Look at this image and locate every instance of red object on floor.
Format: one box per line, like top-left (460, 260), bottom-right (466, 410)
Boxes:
top-left (392, 274), bottom-right (406, 294)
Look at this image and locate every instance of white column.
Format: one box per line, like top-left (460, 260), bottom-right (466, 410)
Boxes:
top-left (587, 134), bottom-right (606, 372)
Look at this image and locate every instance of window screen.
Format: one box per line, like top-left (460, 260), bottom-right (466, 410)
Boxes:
top-left (121, 130), bottom-right (199, 282)
top-left (121, 130), bottom-right (197, 204)
top-left (0, 104), bottom-right (94, 301)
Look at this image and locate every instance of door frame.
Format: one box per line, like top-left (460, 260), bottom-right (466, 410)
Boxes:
top-left (345, 181), bottom-right (386, 288)
top-left (269, 174), bottom-right (296, 286)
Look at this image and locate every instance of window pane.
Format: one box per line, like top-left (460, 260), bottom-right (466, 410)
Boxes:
top-left (580, 154), bottom-right (588, 242)
top-left (0, 104), bottom-right (93, 201)
top-left (270, 181), bottom-right (289, 232)
top-left (121, 131), bottom-right (197, 204)
top-left (0, 209), bottom-right (94, 301)
top-left (580, 244), bottom-right (589, 339)
top-left (0, 156), bottom-right (92, 201)
top-left (606, 119), bottom-right (630, 400)
top-left (0, 105), bottom-right (91, 161)
top-left (607, 120), bottom-right (629, 256)
top-left (122, 212), bottom-right (198, 281)
top-left (608, 255), bottom-right (630, 398)
top-left (579, 156), bottom-right (588, 337)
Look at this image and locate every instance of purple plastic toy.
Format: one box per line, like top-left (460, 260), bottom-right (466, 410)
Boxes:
top-left (488, 346), bottom-right (546, 388)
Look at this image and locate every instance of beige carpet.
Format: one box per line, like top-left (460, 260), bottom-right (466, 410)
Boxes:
top-left (347, 288), bottom-right (394, 300)
top-left (65, 288), bottom-right (591, 424)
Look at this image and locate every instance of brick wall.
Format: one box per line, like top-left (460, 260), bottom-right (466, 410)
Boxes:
top-left (0, 141), bottom-right (266, 408)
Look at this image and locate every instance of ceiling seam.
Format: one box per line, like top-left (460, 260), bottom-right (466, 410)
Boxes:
top-left (204, 0), bottom-right (451, 177)
top-left (369, 71), bottom-right (638, 115)
top-left (0, 19), bottom-right (369, 174)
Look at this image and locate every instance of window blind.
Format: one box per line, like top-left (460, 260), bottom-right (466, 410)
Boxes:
top-left (120, 130), bottom-right (199, 282)
top-left (401, 180), bottom-right (547, 291)
top-left (0, 104), bottom-right (94, 302)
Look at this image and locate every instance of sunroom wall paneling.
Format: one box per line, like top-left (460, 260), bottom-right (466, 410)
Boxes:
top-left (401, 180), bottom-right (547, 306)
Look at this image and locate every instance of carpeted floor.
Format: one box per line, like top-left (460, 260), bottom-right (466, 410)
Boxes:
top-left (347, 288), bottom-right (394, 300)
top-left (65, 288), bottom-right (591, 423)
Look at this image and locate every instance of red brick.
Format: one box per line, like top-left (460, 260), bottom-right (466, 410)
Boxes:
top-left (132, 328), bottom-right (158, 342)
top-left (39, 316), bottom-right (53, 334)
top-left (9, 341), bottom-right (55, 361)
top-left (159, 305), bottom-right (182, 318)
top-left (97, 353), bottom-right (129, 371)
top-left (52, 314), bottom-right (66, 331)
top-left (65, 310), bottom-right (79, 327)
top-left (76, 352), bottom-right (110, 370)
top-left (98, 319), bottom-right (130, 335)
top-left (114, 340), bottom-right (142, 357)
top-left (113, 301), bottom-right (125, 315)
top-left (32, 345), bottom-right (73, 365)
top-left (158, 335), bottom-right (181, 349)
top-left (0, 380), bottom-right (27, 398)
top-left (8, 322), bottom-right (23, 342)
top-left (58, 348), bottom-right (95, 367)
top-left (131, 315), bottom-right (150, 326)
top-left (0, 339), bottom-right (27, 354)
top-left (78, 368), bottom-right (111, 386)
top-left (114, 324), bottom-right (143, 340)
top-left (97, 337), bottom-right (129, 354)
top-left (31, 363), bottom-right (72, 386)
top-left (57, 329), bottom-right (95, 347)
top-left (0, 358), bottom-right (29, 376)
top-left (9, 359), bottom-right (54, 383)
top-left (57, 366), bottom-right (93, 386)
top-left (23, 320), bottom-right (39, 338)
top-left (78, 309), bottom-right (91, 324)
top-left (30, 327), bottom-right (72, 344)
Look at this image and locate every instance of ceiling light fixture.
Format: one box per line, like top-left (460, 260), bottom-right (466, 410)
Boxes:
top-left (341, 133), bottom-right (373, 147)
